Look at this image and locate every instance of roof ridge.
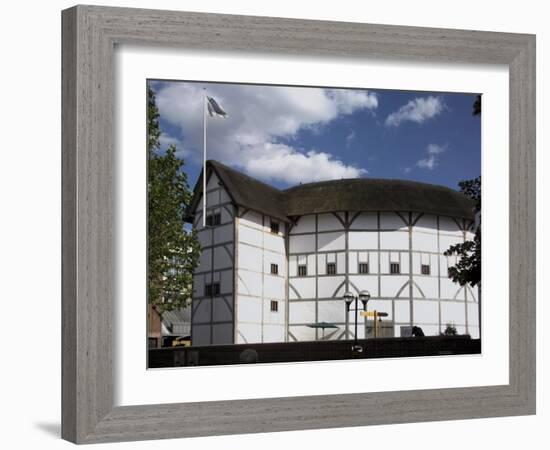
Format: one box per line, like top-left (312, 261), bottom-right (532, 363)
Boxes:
top-left (208, 160), bottom-right (283, 194)
top-left (283, 177), bottom-right (461, 193)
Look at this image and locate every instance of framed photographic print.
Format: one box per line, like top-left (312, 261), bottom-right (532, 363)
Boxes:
top-left (62, 5), bottom-right (535, 444)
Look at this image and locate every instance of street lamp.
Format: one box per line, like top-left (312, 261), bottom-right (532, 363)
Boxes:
top-left (343, 290), bottom-right (371, 352)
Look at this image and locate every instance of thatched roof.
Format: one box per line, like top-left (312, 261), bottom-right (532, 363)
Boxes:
top-left (187, 160), bottom-right (475, 223)
top-left (285, 178), bottom-right (475, 219)
top-left (187, 160), bottom-right (288, 222)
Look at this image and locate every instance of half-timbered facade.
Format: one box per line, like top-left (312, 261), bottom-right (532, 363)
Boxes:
top-left (187, 161), bottom-right (479, 346)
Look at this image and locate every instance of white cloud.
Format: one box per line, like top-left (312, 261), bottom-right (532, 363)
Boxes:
top-left (427, 143), bottom-right (446, 154)
top-left (385, 96), bottom-right (445, 127)
top-left (346, 130), bottom-right (356, 147)
top-left (154, 82), bottom-right (375, 185)
top-left (416, 155), bottom-right (438, 170)
top-left (243, 144), bottom-right (367, 185)
top-left (326, 89), bottom-right (378, 113)
top-left (415, 143), bottom-right (448, 170)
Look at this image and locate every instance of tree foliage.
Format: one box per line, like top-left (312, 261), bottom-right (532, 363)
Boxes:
top-left (147, 87), bottom-right (201, 313)
top-left (473, 94), bottom-right (481, 116)
top-left (444, 177), bottom-right (481, 287)
top-left (442, 323), bottom-right (458, 336)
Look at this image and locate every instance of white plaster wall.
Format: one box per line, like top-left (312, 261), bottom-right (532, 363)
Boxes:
top-left (413, 300), bottom-right (439, 324)
top-left (349, 212), bottom-right (378, 229)
top-left (289, 234), bottom-right (316, 253)
top-left (380, 231), bottom-right (409, 250)
top-left (191, 177), bottom-right (235, 346)
top-left (236, 295), bottom-right (263, 323)
top-left (196, 248), bottom-right (212, 272)
top-left (380, 212), bottom-right (408, 230)
top-left (239, 210), bottom-right (263, 230)
top-left (213, 298), bottom-right (233, 322)
top-left (238, 244), bottom-right (262, 271)
top-left (440, 301), bottom-right (467, 325)
top-left (412, 231), bottom-right (439, 252)
top-left (348, 275), bottom-right (378, 296)
top-left (415, 276), bottom-right (438, 299)
top-left (212, 323), bottom-right (233, 343)
top-left (287, 211), bottom-right (479, 340)
top-left (206, 172), bottom-right (221, 190)
top-left (238, 270), bottom-right (262, 297)
top-left (238, 223), bottom-right (263, 245)
top-left (291, 214), bottom-right (315, 233)
top-left (213, 246), bottom-right (232, 270)
top-left (234, 210), bottom-right (287, 344)
top-left (318, 301), bottom-right (346, 323)
top-left (289, 301), bottom-right (316, 322)
top-left (317, 213), bottom-right (345, 231)
top-left (195, 204), bottom-right (479, 343)
top-left (262, 252), bottom-right (286, 275)
top-left (264, 275), bottom-right (286, 299)
top-left (318, 276), bottom-right (345, 298)
top-left (348, 231), bottom-right (378, 249)
top-left (264, 232), bottom-right (285, 253)
top-left (317, 232), bottom-right (345, 251)
top-left (289, 278), bottom-right (316, 299)
top-left (197, 229), bottom-right (212, 247)
top-left (394, 301), bottom-right (411, 323)
top-left (193, 298), bottom-right (211, 323)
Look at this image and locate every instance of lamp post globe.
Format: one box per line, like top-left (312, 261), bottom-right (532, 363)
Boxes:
top-left (358, 290), bottom-right (371, 309)
top-left (343, 291), bottom-right (355, 307)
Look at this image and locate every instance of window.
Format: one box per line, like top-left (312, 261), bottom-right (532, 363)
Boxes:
top-left (298, 265), bottom-right (307, 277)
top-left (421, 264), bottom-right (431, 275)
top-left (270, 221), bottom-right (280, 234)
top-left (205, 213), bottom-right (221, 227)
top-left (204, 282), bottom-right (220, 297)
top-left (270, 263), bottom-right (279, 275)
top-left (270, 300), bottom-right (278, 312)
top-left (359, 263), bottom-right (369, 274)
top-left (326, 262), bottom-right (336, 275)
top-left (213, 282), bottom-right (220, 295)
top-left (390, 262), bottom-right (400, 274)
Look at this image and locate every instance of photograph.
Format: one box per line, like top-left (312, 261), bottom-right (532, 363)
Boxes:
top-left (146, 80), bottom-right (482, 368)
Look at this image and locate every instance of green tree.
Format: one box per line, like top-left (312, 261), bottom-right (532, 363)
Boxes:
top-left (147, 87), bottom-right (201, 313)
top-left (473, 94), bottom-right (481, 116)
top-left (441, 323), bottom-right (458, 336)
top-left (444, 94), bottom-right (482, 288)
top-left (444, 177), bottom-right (481, 287)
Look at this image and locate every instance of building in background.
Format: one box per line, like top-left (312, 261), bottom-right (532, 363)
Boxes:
top-left (186, 160), bottom-right (478, 346)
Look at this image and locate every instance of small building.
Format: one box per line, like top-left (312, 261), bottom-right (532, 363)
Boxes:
top-left (186, 160), bottom-right (479, 346)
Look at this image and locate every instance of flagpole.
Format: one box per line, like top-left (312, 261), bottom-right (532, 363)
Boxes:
top-left (203, 89), bottom-right (207, 227)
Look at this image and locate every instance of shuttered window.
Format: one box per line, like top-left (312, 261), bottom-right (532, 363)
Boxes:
top-left (205, 213), bottom-right (221, 227)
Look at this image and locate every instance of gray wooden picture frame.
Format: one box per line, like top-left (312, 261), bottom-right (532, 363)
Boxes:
top-left (61, 5), bottom-right (536, 444)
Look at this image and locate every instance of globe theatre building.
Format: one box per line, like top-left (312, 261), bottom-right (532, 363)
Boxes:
top-left (187, 160), bottom-right (479, 346)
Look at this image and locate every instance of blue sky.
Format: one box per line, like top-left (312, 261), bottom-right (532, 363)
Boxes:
top-left (149, 80), bottom-right (480, 191)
